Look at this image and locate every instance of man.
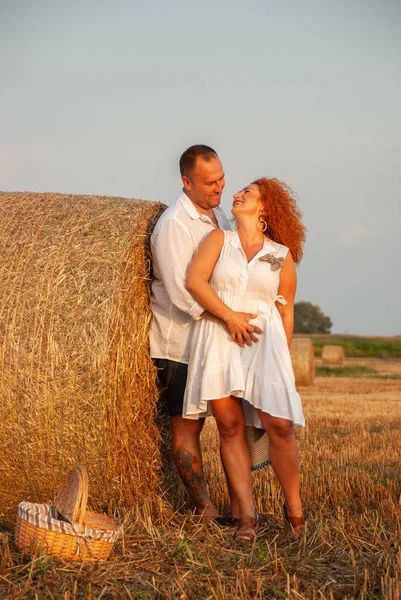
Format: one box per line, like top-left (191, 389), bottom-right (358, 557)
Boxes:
top-left (150, 145), bottom-right (260, 521)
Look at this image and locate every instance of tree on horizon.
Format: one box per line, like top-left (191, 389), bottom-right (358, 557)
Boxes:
top-left (294, 301), bottom-right (333, 334)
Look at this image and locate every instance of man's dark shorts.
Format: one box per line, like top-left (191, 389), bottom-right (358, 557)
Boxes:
top-left (153, 358), bottom-right (188, 417)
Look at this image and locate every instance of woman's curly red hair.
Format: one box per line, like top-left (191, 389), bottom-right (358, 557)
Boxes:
top-left (252, 178), bottom-right (306, 264)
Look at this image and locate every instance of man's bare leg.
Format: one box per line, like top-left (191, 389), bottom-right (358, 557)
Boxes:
top-left (171, 415), bottom-right (219, 522)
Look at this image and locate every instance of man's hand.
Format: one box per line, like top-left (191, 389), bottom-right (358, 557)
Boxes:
top-left (224, 312), bottom-right (262, 347)
top-left (202, 310), bottom-right (261, 346)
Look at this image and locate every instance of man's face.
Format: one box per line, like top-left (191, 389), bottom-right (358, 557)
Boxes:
top-left (182, 156), bottom-right (225, 210)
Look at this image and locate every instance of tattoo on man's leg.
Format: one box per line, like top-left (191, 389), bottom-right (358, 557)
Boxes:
top-left (174, 445), bottom-right (210, 509)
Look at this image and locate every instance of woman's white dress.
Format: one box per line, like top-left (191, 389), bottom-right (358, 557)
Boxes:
top-left (183, 230), bottom-right (305, 429)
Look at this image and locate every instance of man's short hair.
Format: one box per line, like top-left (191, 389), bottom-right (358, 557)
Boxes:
top-left (179, 145), bottom-right (218, 177)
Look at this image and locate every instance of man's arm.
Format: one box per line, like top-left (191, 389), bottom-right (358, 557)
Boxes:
top-left (152, 220), bottom-right (229, 328)
top-left (152, 218), bottom-right (204, 319)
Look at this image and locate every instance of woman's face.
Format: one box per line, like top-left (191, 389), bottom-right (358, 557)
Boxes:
top-left (232, 184), bottom-right (264, 217)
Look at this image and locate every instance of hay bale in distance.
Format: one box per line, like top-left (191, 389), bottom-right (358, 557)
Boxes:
top-left (0, 191), bottom-right (169, 524)
top-left (290, 337), bottom-right (315, 386)
top-left (322, 345), bottom-right (345, 366)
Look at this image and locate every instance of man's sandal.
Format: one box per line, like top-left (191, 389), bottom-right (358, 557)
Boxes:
top-left (234, 516), bottom-right (256, 543)
top-left (217, 509), bottom-right (280, 529)
top-left (213, 516), bottom-right (238, 527)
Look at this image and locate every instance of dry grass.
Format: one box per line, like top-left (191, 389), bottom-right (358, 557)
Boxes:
top-left (1, 366), bottom-right (400, 599)
top-left (339, 358), bottom-right (401, 377)
top-left (0, 192), bottom-right (172, 524)
top-left (305, 335), bottom-right (401, 359)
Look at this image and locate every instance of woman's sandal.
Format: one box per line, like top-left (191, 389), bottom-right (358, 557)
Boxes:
top-left (234, 515), bottom-right (256, 543)
top-left (219, 509), bottom-right (280, 529)
top-left (214, 516), bottom-right (238, 527)
top-left (283, 504), bottom-right (306, 536)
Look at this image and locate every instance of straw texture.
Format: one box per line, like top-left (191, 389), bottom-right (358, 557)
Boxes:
top-left (322, 344), bottom-right (345, 366)
top-left (290, 337), bottom-right (315, 386)
top-left (0, 191), bottom-right (168, 523)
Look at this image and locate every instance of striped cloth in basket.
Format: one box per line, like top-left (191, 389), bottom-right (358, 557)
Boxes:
top-left (18, 501), bottom-right (121, 551)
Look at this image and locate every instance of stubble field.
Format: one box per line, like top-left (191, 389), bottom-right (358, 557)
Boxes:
top-left (1, 358), bottom-right (400, 599)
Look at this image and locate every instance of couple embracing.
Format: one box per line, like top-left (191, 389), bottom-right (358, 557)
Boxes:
top-left (149, 145), bottom-right (306, 542)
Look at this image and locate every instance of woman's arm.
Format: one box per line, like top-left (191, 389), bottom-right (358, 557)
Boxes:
top-left (276, 251), bottom-right (297, 347)
top-left (187, 230), bottom-right (262, 345)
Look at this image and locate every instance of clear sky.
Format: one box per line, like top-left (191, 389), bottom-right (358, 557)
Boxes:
top-left (1, 0), bottom-right (400, 335)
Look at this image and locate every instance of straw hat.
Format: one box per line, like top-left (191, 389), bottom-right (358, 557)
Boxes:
top-left (244, 426), bottom-right (270, 471)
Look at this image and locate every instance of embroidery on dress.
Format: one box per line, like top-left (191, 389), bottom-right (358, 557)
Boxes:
top-left (258, 253), bottom-right (285, 271)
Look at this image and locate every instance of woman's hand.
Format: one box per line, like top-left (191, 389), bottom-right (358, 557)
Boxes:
top-left (186, 230), bottom-right (261, 346)
top-left (203, 310), bottom-right (261, 346)
top-left (224, 311), bottom-right (262, 346)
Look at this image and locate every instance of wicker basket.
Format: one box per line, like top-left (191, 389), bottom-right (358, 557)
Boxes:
top-left (245, 426), bottom-right (270, 471)
top-left (15, 466), bottom-right (122, 560)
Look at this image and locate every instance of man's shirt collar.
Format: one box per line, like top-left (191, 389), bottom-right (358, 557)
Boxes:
top-left (177, 191), bottom-right (227, 228)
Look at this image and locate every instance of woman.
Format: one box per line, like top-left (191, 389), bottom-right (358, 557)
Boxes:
top-left (183, 178), bottom-right (306, 542)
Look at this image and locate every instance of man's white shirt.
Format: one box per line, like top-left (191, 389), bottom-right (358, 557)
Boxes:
top-left (149, 191), bottom-right (231, 364)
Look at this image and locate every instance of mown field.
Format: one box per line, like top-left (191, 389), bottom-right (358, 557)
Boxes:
top-left (304, 334), bottom-right (401, 359)
top-left (1, 358), bottom-right (400, 600)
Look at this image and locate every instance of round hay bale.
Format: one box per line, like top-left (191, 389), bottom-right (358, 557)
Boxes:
top-left (290, 337), bottom-right (315, 386)
top-left (0, 191), bottom-right (171, 523)
top-left (322, 345), bottom-right (345, 366)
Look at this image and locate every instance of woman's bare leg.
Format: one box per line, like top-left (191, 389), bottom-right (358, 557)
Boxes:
top-left (256, 410), bottom-right (303, 519)
top-left (211, 396), bottom-right (253, 521)
top-left (220, 454), bottom-right (241, 519)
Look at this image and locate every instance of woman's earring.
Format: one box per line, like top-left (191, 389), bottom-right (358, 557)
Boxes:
top-left (257, 214), bottom-right (268, 233)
